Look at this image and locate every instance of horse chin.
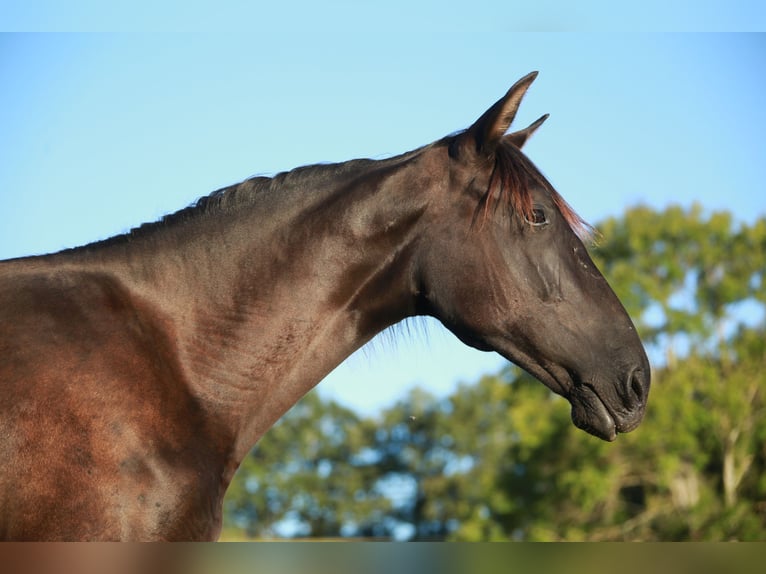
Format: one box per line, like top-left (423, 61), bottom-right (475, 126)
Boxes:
top-left (487, 339), bottom-right (620, 441)
top-left (569, 386), bottom-right (618, 442)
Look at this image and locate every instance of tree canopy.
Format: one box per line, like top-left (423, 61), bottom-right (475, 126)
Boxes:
top-left (222, 204), bottom-right (766, 541)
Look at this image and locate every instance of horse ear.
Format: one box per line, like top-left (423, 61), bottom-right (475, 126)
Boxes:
top-left (463, 71), bottom-right (539, 156)
top-left (505, 113), bottom-right (549, 149)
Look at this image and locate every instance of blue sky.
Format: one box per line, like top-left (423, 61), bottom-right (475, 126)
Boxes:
top-left (1, 20), bottom-right (764, 414)
top-left (2, 1), bottom-right (766, 32)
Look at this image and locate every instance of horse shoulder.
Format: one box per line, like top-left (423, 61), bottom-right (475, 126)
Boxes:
top-left (0, 265), bottom-right (227, 540)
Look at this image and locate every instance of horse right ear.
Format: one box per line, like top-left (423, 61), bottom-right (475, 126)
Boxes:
top-left (455, 72), bottom-right (540, 159)
top-left (506, 113), bottom-right (549, 149)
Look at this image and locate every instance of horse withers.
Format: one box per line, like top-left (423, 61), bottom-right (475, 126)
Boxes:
top-left (0, 72), bottom-right (649, 540)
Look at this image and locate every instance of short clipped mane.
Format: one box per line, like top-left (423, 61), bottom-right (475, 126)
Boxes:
top-left (481, 140), bottom-right (594, 242)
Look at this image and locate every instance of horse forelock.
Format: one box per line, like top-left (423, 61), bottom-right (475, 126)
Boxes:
top-left (483, 141), bottom-right (594, 243)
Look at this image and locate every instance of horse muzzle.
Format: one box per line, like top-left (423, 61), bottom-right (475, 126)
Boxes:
top-left (569, 367), bottom-right (650, 442)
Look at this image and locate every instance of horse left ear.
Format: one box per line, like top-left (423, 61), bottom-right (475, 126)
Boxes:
top-left (463, 71), bottom-right (539, 156)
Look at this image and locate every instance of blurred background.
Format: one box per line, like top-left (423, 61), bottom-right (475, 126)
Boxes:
top-left (2, 2), bottom-right (765, 541)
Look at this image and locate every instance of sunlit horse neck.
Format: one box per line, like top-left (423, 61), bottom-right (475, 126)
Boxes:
top-left (0, 73), bottom-right (650, 540)
top-left (108, 150), bottom-right (434, 432)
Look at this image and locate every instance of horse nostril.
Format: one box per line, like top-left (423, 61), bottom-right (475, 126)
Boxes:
top-left (627, 368), bottom-right (648, 407)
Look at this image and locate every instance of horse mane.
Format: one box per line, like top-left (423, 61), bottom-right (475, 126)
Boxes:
top-left (187, 142), bottom-right (592, 244)
top-left (481, 139), bottom-right (594, 242)
top-left (96, 151), bottom-right (431, 247)
top-left (66, 159), bottom-right (384, 253)
top-left (66, 138), bottom-right (590, 255)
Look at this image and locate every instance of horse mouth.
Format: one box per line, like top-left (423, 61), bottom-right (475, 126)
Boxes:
top-left (524, 360), bottom-right (622, 441)
top-left (569, 384), bottom-right (618, 441)
top-left (487, 340), bottom-right (643, 441)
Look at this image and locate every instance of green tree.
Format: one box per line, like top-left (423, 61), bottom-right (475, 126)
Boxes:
top-left (592, 204), bottom-right (765, 361)
top-left (222, 392), bottom-right (389, 539)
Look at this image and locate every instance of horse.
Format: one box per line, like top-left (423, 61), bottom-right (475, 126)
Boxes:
top-left (0, 72), bottom-right (650, 540)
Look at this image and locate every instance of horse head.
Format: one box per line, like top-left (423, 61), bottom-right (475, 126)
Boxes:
top-left (414, 72), bottom-right (650, 440)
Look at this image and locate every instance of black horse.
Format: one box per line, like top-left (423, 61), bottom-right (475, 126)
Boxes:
top-left (0, 72), bottom-right (649, 540)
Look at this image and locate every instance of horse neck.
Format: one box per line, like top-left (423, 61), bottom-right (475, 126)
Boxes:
top-left (93, 152), bottom-right (433, 461)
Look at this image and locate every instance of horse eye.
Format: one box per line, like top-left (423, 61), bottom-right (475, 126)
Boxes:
top-left (526, 206), bottom-right (548, 226)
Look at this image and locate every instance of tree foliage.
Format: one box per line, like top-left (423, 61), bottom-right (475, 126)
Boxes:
top-left (222, 204), bottom-right (766, 541)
